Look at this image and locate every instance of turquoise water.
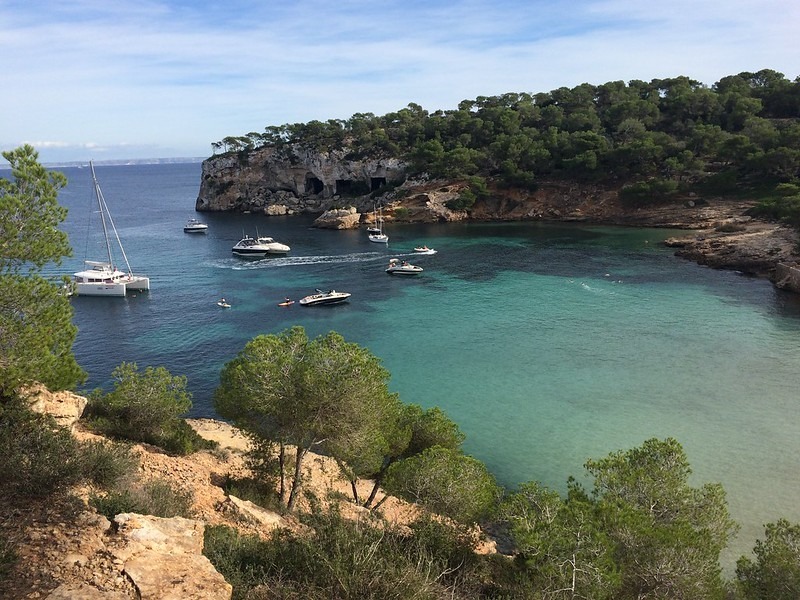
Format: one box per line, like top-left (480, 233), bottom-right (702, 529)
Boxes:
top-left (54, 162), bottom-right (800, 565)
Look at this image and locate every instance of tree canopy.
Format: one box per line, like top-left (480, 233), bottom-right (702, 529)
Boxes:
top-left (213, 69), bottom-right (800, 203)
top-left (0, 145), bottom-right (85, 398)
top-left (214, 326), bottom-right (397, 511)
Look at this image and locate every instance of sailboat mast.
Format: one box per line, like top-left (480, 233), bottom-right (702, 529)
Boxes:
top-left (90, 161), bottom-right (115, 268)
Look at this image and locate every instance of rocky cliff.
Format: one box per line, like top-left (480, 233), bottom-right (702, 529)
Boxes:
top-left (195, 146), bottom-right (406, 215)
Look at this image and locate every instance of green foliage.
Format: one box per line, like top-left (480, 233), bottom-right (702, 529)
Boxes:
top-left (585, 437), bottom-right (736, 600)
top-left (204, 508), bottom-right (483, 600)
top-left (84, 362), bottom-right (207, 454)
top-left (89, 478), bottom-right (193, 520)
top-left (446, 176), bottom-right (491, 211)
top-left (0, 145), bottom-right (85, 397)
top-left (619, 178), bottom-right (681, 206)
top-left (735, 519), bottom-right (800, 600)
top-left (384, 446), bottom-right (500, 524)
top-left (213, 71), bottom-right (800, 204)
top-left (215, 326), bottom-right (397, 511)
top-left (0, 398), bottom-right (82, 498)
top-left (500, 481), bottom-right (619, 599)
top-left (748, 182), bottom-right (800, 226)
top-left (79, 439), bottom-right (139, 488)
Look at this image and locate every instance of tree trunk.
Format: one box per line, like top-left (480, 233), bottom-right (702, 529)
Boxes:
top-left (286, 446), bottom-right (308, 512)
top-left (363, 459), bottom-right (393, 508)
top-left (278, 442), bottom-right (287, 505)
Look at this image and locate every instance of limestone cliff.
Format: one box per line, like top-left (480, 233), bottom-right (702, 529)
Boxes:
top-left (195, 146), bottom-right (406, 215)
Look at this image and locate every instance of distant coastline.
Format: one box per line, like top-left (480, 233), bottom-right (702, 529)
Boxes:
top-left (0, 156), bottom-right (205, 169)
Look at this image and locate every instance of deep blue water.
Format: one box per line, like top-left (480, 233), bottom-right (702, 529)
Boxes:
top-left (55, 162), bottom-right (800, 563)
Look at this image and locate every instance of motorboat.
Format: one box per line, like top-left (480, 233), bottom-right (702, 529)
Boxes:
top-left (232, 234), bottom-right (290, 257)
top-left (386, 258), bottom-right (423, 275)
top-left (413, 246), bottom-right (437, 255)
top-left (184, 218), bottom-right (208, 233)
top-left (299, 289), bottom-right (351, 306)
top-left (72, 161), bottom-right (150, 297)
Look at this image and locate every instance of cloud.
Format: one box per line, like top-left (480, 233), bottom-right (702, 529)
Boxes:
top-left (2, 0), bottom-right (799, 162)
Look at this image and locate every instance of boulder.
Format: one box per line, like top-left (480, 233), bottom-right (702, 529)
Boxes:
top-left (313, 206), bottom-right (361, 229)
top-left (113, 514), bottom-right (232, 600)
top-left (21, 383), bottom-right (88, 430)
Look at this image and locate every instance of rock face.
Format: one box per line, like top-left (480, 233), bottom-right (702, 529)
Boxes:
top-left (22, 383), bottom-right (87, 430)
top-left (313, 206), bottom-right (361, 229)
top-left (113, 514), bottom-right (232, 600)
top-left (195, 146), bottom-right (406, 215)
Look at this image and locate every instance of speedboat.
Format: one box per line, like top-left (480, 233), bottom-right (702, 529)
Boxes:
top-left (299, 289), bottom-right (351, 306)
top-left (413, 246), bottom-right (437, 255)
top-left (232, 235), bottom-right (290, 257)
top-left (386, 258), bottom-right (423, 275)
top-left (184, 218), bottom-right (208, 233)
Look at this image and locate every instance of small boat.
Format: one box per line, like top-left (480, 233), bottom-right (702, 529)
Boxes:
top-left (386, 258), bottom-right (423, 275)
top-left (368, 205), bottom-right (389, 243)
top-left (299, 289), bottom-right (351, 306)
top-left (366, 203), bottom-right (383, 234)
top-left (217, 299), bottom-right (231, 308)
top-left (413, 246), bottom-right (437, 255)
top-left (278, 299), bottom-right (294, 307)
top-left (72, 161), bottom-right (150, 297)
top-left (232, 234), bottom-right (290, 257)
top-left (184, 218), bottom-right (208, 233)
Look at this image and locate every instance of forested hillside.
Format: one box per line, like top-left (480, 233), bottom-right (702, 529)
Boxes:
top-left (213, 69), bottom-right (800, 214)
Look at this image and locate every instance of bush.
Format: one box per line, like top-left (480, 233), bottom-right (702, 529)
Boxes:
top-left (0, 399), bottom-right (82, 498)
top-left (90, 478), bottom-right (193, 520)
top-left (619, 178), bottom-right (680, 206)
top-left (79, 440), bottom-right (139, 488)
top-left (204, 508), bottom-right (482, 600)
top-left (83, 363), bottom-right (212, 455)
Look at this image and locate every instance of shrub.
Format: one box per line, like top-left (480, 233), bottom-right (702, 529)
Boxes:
top-left (83, 363), bottom-right (211, 455)
top-left (619, 178), bottom-right (680, 206)
top-left (79, 440), bottom-right (139, 488)
top-left (0, 399), bottom-right (82, 498)
top-left (90, 478), bottom-right (193, 520)
top-left (204, 508), bottom-right (482, 600)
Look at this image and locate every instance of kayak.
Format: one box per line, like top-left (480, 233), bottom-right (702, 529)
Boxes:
top-left (278, 300), bottom-right (294, 306)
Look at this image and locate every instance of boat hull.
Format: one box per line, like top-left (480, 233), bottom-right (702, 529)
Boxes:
top-left (75, 275), bottom-right (150, 296)
top-left (299, 292), bottom-right (351, 306)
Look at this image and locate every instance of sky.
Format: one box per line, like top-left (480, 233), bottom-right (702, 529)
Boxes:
top-left (2, 0), bottom-right (799, 164)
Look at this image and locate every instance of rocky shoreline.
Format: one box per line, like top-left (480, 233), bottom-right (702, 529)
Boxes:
top-left (195, 149), bottom-right (800, 291)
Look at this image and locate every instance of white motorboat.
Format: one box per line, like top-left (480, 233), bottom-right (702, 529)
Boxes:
top-left (72, 162), bottom-right (150, 297)
top-left (299, 289), bottom-right (351, 306)
top-left (368, 205), bottom-right (389, 243)
top-left (184, 218), bottom-right (208, 233)
top-left (413, 246), bottom-right (437, 255)
top-left (232, 234), bottom-right (290, 257)
top-left (386, 258), bottom-right (423, 275)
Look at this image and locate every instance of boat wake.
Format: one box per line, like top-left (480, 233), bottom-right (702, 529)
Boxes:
top-left (209, 252), bottom-right (387, 270)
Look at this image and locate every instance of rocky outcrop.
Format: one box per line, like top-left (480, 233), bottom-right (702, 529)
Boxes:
top-left (22, 383), bottom-right (87, 430)
top-left (313, 207), bottom-right (361, 229)
top-left (196, 146), bottom-right (406, 214)
top-left (112, 513), bottom-right (231, 600)
top-left (665, 222), bottom-right (798, 278)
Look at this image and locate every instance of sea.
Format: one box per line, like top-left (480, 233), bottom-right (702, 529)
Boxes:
top-left (52, 161), bottom-right (800, 566)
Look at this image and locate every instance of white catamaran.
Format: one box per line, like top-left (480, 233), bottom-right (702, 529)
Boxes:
top-left (72, 161), bottom-right (150, 297)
